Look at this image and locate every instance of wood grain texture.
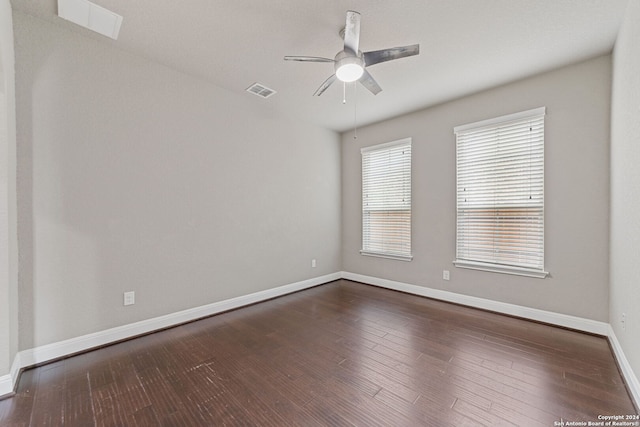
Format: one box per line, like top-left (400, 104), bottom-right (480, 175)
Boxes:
top-left (1, 280), bottom-right (637, 426)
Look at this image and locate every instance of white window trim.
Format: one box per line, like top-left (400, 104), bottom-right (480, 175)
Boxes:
top-left (453, 107), bottom-right (546, 134)
top-left (360, 251), bottom-right (413, 262)
top-left (453, 107), bottom-right (548, 279)
top-left (453, 260), bottom-right (548, 279)
top-left (361, 137), bottom-right (412, 261)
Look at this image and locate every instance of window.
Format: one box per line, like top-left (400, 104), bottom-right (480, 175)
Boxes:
top-left (454, 107), bottom-right (548, 278)
top-left (361, 138), bottom-right (412, 261)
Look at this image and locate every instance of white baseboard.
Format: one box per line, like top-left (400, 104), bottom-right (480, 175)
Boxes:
top-left (608, 325), bottom-right (640, 409)
top-left (0, 347), bottom-right (22, 397)
top-left (0, 272), bottom-right (341, 396)
top-left (342, 271), bottom-right (609, 335)
top-left (0, 374), bottom-right (11, 397)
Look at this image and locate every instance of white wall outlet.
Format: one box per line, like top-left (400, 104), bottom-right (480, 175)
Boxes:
top-left (443, 270), bottom-right (450, 281)
top-left (124, 291), bottom-right (135, 306)
top-left (621, 312), bottom-right (626, 331)
top-left (311, 259), bottom-right (317, 268)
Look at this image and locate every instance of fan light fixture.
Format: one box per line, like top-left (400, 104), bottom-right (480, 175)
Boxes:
top-left (336, 61), bottom-right (364, 82)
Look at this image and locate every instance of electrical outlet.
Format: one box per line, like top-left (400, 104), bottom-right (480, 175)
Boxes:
top-left (621, 313), bottom-right (626, 331)
top-left (124, 291), bottom-right (135, 306)
top-left (311, 259), bottom-right (317, 268)
top-left (443, 270), bottom-right (450, 281)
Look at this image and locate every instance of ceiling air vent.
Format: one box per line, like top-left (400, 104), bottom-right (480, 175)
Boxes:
top-left (58, 0), bottom-right (123, 40)
top-left (246, 83), bottom-right (277, 99)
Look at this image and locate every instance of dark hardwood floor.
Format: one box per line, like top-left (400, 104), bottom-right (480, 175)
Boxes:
top-left (0, 279), bottom-right (637, 426)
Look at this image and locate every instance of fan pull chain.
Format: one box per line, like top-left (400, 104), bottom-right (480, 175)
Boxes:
top-left (353, 82), bottom-right (358, 139)
top-left (342, 81), bottom-right (347, 104)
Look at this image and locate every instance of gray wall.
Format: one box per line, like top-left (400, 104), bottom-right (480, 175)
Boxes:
top-left (0, 0), bottom-right (18, 378)
top-left (14, 12), bottom-right (341, 349)
top-left (610, 0), bottom-right (640, 386)
top-left (342, 55), bottom-right (612, 321)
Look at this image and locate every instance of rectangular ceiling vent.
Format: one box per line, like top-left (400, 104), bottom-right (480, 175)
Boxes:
top-left (58, 0), bottom-right (123, 40)
top-left (246, 83), bottom-right (277, 99)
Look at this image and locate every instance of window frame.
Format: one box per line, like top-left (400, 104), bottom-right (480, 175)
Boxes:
top-left (361, 138), bottom-right (413, 262)
top-left (453, 107), bottom-right (548, 278)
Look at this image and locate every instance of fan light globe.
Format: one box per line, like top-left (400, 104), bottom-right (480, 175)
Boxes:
top-left (335, 54), bottom-right (365, 82)
top-left (336, 63), bottom-right (364, 82)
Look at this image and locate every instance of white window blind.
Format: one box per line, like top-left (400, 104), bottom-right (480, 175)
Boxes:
top-left (454, 107), bottom-right (548, 278)
top-left (361, 138), bottom-right (412, 261)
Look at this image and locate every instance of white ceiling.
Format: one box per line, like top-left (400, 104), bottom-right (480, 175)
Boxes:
top-left (11, 0), bottom-right (629, 132)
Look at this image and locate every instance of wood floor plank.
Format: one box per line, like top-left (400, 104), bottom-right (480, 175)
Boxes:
top-left (0, 279), bottom-right (637, 426)
top-left (452, 398), bottom-right (517, 427)
top-left (91, 382), bottom-right (127, 427)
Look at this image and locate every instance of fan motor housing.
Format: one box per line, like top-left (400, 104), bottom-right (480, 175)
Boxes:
top-left (334, 49), bottom-right (364, 64)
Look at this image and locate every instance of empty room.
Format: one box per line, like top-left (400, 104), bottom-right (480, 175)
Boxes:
top-left (1, 0), bottom-right (639, 425)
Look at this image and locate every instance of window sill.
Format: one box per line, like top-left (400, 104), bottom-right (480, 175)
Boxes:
top-left (453, 260), bottom-right (548, 279)
top-left (361, 251), bottom-right (413, 262)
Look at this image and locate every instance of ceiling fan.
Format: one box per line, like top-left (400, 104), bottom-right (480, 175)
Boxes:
top-left (284, 10), bottom-right (420, 96)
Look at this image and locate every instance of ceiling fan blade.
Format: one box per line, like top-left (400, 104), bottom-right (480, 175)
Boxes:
top-left (359, 69), bottom-right (382, 95)
top-left (343, 10), bottom-right (361, 54)
top-left (284, 56), bottom-right (334, 63)
top-left (363, 44), bottom-right (420, 67)
top-left (313, 74), bottom-right (337, 96)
